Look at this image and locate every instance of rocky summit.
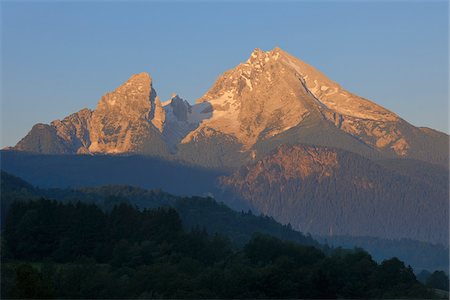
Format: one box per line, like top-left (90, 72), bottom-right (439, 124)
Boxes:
top-left (88, 72), bottom-right (166, 154)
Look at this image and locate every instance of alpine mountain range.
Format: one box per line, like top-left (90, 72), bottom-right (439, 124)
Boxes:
top-left (2, 47), bottom-right (448, 247)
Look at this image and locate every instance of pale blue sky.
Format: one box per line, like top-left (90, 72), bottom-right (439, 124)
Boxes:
top-left (1, 1), bottom-right (448, 147)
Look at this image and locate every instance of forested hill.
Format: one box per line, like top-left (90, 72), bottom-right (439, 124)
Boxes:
top-left (0, 171), bottom-right (317, 248)
top-left (1, 170), bottom-right (448, 273)
top-left (316, 235), bottom-right (449, 273)
top-left (1, 199), bottom-right (440, 299)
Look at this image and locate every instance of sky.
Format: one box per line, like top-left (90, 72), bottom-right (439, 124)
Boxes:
top-left (1, 1), bottom-right (448, 148)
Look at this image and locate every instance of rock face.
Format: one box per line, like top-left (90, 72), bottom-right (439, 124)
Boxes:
top-left (184, 48), bottom-right (312, 148)
top-left (14, 109), bottom-right (93, 154)
top-left (161, 94), bottom-right (211, 151)
top-left (220, 144), bottom-right (449, 245)
top-left (14, 123), bottom-right (69, 154)
top-left (89, 72), bottom-right (165, 154)
top-left (14, 73), bottom-right (168, 155)
top-left (51, 108), bottom-right (93, 154)
top-left (10, 47), bottom-right (449, 167)
top-left (187, 47), bottom-right (401, 147)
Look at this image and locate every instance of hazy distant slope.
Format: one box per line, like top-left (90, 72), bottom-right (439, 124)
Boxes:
top-left (0, 170), bottom-right (317, 248)
top-left (316, 235), bottom-right (448, 272)
top-left (0, 151), bottom-right (226, 198)
top-left (220, 144), bottom-right (448, 245)
top-left (376, 157), bottom-right (449, 191)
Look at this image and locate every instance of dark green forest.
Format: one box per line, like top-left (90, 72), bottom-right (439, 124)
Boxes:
top-left (1, 199), bottom-right (442, 299)
top-left (317, 235), bottom-right (449, 272)
top-left (0, 171), bottom-right (318, 248)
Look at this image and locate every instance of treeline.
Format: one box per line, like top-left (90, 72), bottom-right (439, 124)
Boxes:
top-left (0, 170), bottom-right (318, 249)
top-left (317, 235), bottom-right (449, 272)
top-left (2, 199), bottom-right (438, 299)
top-left (417, 270), bottom-right (450, 292)
top-left (174, 196), bottom-right (318, 248)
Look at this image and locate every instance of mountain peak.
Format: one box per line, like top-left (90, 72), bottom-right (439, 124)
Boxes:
top-left (192, 46), bottom-right (405, 153)
top-left (244, 47), bottom-right (400, 122)
top-left (88, 71), bottom-right (164, 153)
top-left (162, 93), bottom-right (189, 108)
top-left (272, 46), bottom-right (282, 51)
top-left (122, 72), bottom-right (152, 88)
top-left (246, 47), bottom-right (284, 65)
top-left (250, 47), bottom-right (264, 56)
top-left (250, 46), bottom-right (285, 55)
top-left (115, 72), bottom-right (152, 96)
top-left (128, 71), bottom-right (151, 82)
top-left (169, 93), bottom-right (183, 103)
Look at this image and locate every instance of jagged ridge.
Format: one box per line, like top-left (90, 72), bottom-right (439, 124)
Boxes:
top-left (9, 47), bottom-right (449, 167)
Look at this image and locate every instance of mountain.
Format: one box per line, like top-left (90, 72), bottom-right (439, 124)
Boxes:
top-left (161, 94), bottom-right (211, 152)
top-left (9, 47), bottom-right (448, 168)
top-left (186, 47), bottom-right (448, 167)
top-left (220, 144), bottom-right (448, 245)
top-left (3, 47), bottom-right (448, 249)
top-left (88, 72), bottom-right (167, 155)
top-left (14, 108), bottom-right (92, 154)
top-left (14, 73), bottom-right (169, 156)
